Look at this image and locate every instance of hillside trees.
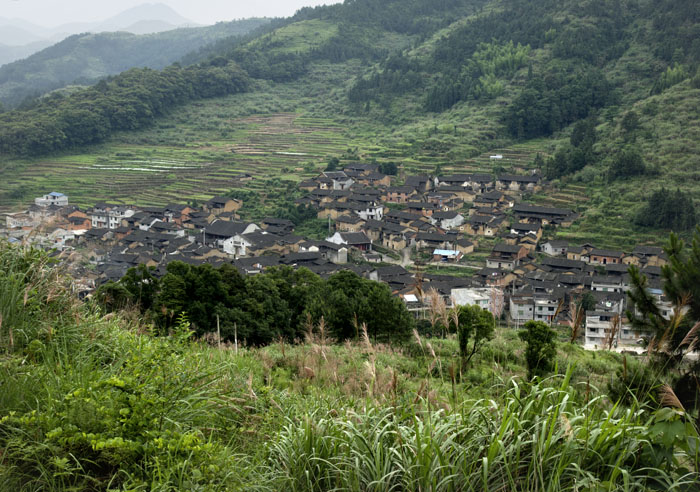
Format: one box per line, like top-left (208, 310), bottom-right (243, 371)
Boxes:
top-left (609, 147), bottom-right (647, 181)
top-left (506, 65), bottom-right (611, 139)
top-left (635, 188), bottom-right (697, 231)
top-left (0, 62), bottom-right (249, 156)
top-left (305, 270), bottom-right (413, 342)
top-left (544, 116), bottom-right (598, 179)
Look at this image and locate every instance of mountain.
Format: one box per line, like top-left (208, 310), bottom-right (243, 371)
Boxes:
top-left (0, 3), bottom-right (200, 68)
top-left (0, 40), bottom-right (54, 67)
top-left (95, 3), bottom-right (198, 32)
top-left (0, 25), bottom-right (45, 46)
top-left (0, 18), bottom-right (270, 106)
top-left (1, 0), bottom-right (698, 244)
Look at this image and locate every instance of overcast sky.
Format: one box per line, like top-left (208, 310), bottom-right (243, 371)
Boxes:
top-left (2, 1), bottom-right (337, 27)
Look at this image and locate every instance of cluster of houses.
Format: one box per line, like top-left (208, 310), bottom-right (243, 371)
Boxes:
top-left (297, 164), bottom-right (578, 263)
top-left (0, 175), bottom-right (676, 350)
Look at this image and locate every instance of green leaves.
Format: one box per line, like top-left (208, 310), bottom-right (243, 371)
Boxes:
top-left (519, 321), bottom-right (557, 380)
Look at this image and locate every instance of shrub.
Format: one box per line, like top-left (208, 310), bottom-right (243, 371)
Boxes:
top-left (519, 321), bottom-right (557, 379)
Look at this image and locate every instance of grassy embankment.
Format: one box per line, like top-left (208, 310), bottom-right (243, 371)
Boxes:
top-left (1, 242), bottom-right (698, 490)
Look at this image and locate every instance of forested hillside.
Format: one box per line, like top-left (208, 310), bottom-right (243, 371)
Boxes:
top-left (0, 18), bottom-right (269, 107)
top-left (0, 0), bottom-right (698, 241)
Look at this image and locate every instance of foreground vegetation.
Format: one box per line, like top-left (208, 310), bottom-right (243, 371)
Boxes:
top-left (1, 242), bottom-right (699, 490)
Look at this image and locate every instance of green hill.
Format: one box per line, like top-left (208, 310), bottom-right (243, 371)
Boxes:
top-left (0, 18), bottom-right (270, 107)
top-left (0, 0), bottom-right (698, 247)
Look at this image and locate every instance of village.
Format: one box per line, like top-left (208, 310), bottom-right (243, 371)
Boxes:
top-left (1, 164), bottom-right (672, 351)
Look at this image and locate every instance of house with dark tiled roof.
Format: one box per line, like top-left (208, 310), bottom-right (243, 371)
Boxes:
top-left (203, 197), bottom-right (242, 216)
top-left (513, 204), bottom-right (575, 226)
top-left (383, 186), bottom-right (416, 204)
top-left (405, 174), bottom-right (432, 192)
top-left (335, 214), bottom-right (365, 232)
top-left (432, 211), bottom-right (465, 230)
top-left (486, 244), bottom-right (529, 270)
top-left (326, 231), bottom-right (372, 251)
top-left (464, 214), bottom-right (504, 237)
top-left (585, 248), bottom-right (624, 265)
top-left (496, 174), bottom-right (541, 192)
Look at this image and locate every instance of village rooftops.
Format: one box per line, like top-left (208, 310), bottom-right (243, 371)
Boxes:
top-left (322, 171), bottom-right (349, 179)
top-left (337, 232), bottom-right (371, 245)
top-left (336, 214), bottom-right (364, 224)
top-left (492, 244), bottom-right (525, 254)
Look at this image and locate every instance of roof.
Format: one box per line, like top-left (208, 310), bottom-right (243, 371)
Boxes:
top-left (493, 244), bottom-right (523, 254)
top-left (497, 174), bottom-right (540, 183)
top-left (48, 192), bottom-right (66, 197)
top-left (207, 196), bottom-right (233, 206)
top-left (589, 249), bottom-right (624, 258)
top-left (633, 245), bottom-right (664, 256)
top-left (511, 222), bottom-right (541, 232)
top-left (335, 214), bottom-right (364, 224)
top-left (433, 211), bottom-right (461, 220)
top-left (541, 257), bottom-right (585, 270)
top-left (514, 203), bottom-right (572, 216)
top-left (340, 232), bottom-right (371, 244)
top-left (205, 220), bottom-right (253, 238)
top-left (544, 240), bottom-right (569, 248)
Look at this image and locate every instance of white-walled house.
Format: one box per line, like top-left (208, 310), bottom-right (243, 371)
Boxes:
top-left (35, 192), bottom-right (68, 207)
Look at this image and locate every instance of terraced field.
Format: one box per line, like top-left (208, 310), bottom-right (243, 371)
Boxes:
top-left (0, 112), bottom-right (364, 211)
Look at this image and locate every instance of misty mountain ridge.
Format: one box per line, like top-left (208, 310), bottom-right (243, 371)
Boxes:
top-left (0, 3), bottom-right (199, 67)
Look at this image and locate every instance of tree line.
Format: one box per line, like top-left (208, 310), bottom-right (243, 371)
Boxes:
top-left (0, 62), bottom-right (249, 156)
top-left (96, 263), bottom-right (414, 346)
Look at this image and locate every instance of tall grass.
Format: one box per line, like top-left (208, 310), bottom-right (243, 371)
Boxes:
top-left (1, 242), bottom-right (698, 490)
top-left (268, 367), bottom-right (699, 491)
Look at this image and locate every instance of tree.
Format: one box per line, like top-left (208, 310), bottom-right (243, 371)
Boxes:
top-left (94, 281), bottom-right (134, 312)
top-left (378, 162), bottom-right (398, 175)
top-left (609, 147), bottom-right (646, 180)
top-left (635, 188), bottom-right (697, 230)
top-left (454, 305), bottom-right (494, 366)
top-left (626, 229), bottom-right (700, 422)
top-left (519, 321), bottom-right (557, 379)
top-left (306, 270), bottom-right (413, 343)
top-left (325, 157), bottom-right (340, 172)
top-left (120, 264), bottom-right (159, 311)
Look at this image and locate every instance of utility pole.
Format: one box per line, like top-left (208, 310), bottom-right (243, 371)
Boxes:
top-left (234, 323), bottom-right (238, 355)
top-left (216, 314), bottom-right (221, 350)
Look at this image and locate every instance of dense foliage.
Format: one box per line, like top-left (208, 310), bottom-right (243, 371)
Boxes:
top-left (544, 117), bottom-right (598, 179)
top-left (627, 229), bottom-right (700, 421)
top-left (97, 262), bottom-right (414, 345)
top-left (454, 304), bottom-right (494, 366)
top-left (635, 188), bottom-right (697, 231)
top-left (519, 321), bottom-right (557, 380)
top-left (2, 243), bottom-right (700, 490)
top-left (0, 62), bottom-right (249, 156)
